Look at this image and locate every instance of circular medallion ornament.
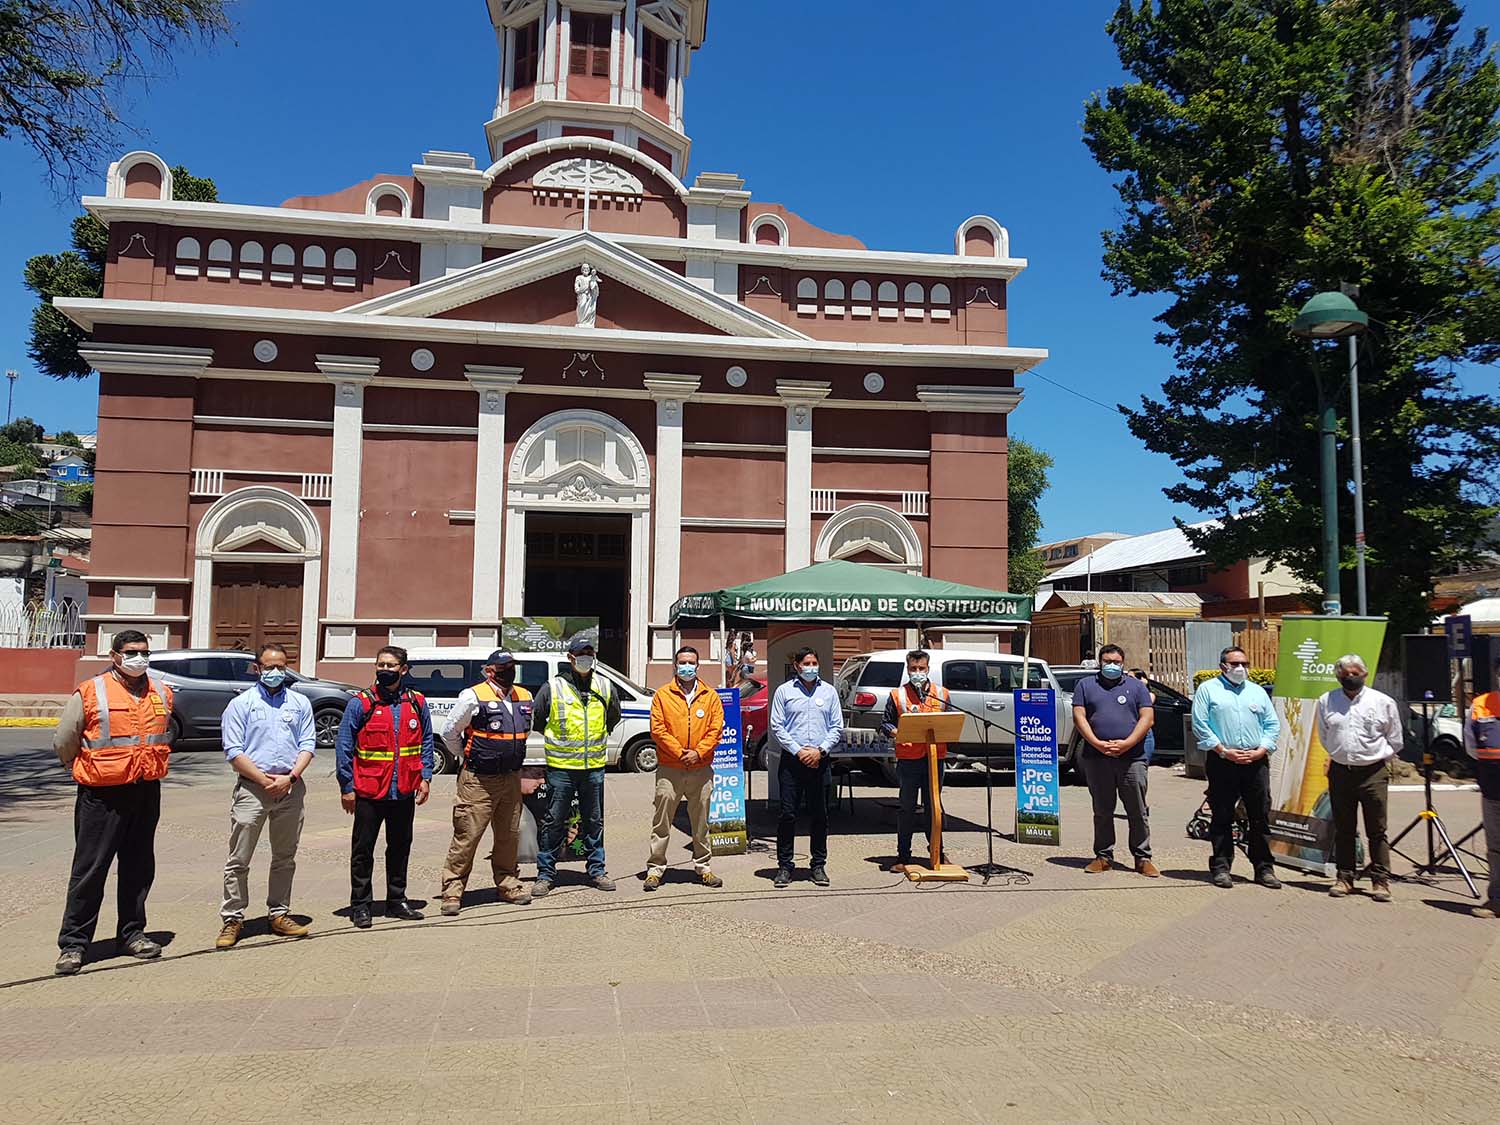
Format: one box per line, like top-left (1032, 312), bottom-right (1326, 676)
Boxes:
top-left (253, 339), bottom-right (278, 364)
top-left (726, 365), bottom-right (748, 388)
top-left (863, 371), bottom-right (885, 394)
top-left (411, 348), bottom-right (435, 372)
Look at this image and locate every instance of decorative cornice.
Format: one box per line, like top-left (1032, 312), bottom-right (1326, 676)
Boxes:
top-left (464, 364), bottom-right (525, 390)
top-left (776, 379), bottom-right (833, 405)
top-left (915, 385), bottom-right (1024, 413)
top-left (643, 372), bottom-right (702, 401)
top-left (77, 341), bottom-right (212, 378)
top-left (314, 354), bottom-right (380, 381)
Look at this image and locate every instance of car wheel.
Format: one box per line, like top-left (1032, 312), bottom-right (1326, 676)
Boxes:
top-left (1432, 734), bottom-right (1463, 763)
top-left (750, 736), bottom-right (767, 770)
top-left (435, 745), bottom-right (459, 776)
top-left (623, 738), bottom-right (658, 773)
top-left (314, 706), bottom-right (344, 750)
top-left (168, 714), bottom-right (183, 751)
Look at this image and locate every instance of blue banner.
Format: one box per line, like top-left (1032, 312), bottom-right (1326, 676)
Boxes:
top-left (1014, 688), bottom-right (1060, 846)
top-left (709, 688), bottom-right (747, 854)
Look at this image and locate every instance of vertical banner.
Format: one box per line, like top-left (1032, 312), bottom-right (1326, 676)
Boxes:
top-left (709, 687), bottom-right (747, 855)
top-left (1014, 688), bottom-right (1061, 845)
top-left (1267, 615), bottom-right (1388, 873)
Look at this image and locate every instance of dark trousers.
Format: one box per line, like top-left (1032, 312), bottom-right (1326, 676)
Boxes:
top-left (1082, 751), bottom-right (1152, 862)
top-left (1328, 759), bottom-right (1391, 880)
top-left (776, 753), bottom-right (831, 869)
top-left (58, 781), bottom-right (161, 952)
top-left (1205, 752), bottom-right (1274, 874)
top-left (896, 756), bottom-right (945, 861)
top-left (536, 766), bottom-right (607, 880)
top-left (350, 795), bottom-right (415, 906)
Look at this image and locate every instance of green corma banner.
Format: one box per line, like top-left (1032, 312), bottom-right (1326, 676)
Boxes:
top-left (1272, 615), bottom-right (1389, 699)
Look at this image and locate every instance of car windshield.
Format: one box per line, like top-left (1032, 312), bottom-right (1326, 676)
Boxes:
top-left (859, 661), bottom-right (904, 688)
top-left (1051, 670), bottom-right (1093, 692)
top-left (738, 679), bottom-right (765, 698)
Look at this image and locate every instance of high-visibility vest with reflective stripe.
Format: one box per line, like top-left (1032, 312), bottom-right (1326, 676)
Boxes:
top-left (74, 673), bottom-right (173, 787)
top-left (352, 689), bottom-right (426, 798)
top-left (1472, 692), bottom-right (1500, 759)
top-left (544, 673), bottom-right (612, 770)
top-left (892, 683), bottom-right (952, 761)
top-left (464, 681), bottom-right (533, 774)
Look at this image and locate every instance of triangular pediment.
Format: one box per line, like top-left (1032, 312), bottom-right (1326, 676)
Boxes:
top-left (343, 231), bottom-right (807, 340)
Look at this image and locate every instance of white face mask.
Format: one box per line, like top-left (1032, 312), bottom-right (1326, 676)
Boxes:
top-left (119, 653), bottom-right (150, 677)
top-left (908, 671), bottom-right (929, 689)
top-left (1224, 665), bottom-right (1249, 685)
top-left (573, 655), bottom-right (595, 674)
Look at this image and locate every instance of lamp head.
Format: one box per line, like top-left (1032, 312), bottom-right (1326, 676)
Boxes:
top-left (1292, 291), bottom-right (1368, 339)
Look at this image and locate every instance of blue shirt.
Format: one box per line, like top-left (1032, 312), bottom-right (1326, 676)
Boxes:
top-left (335, 688), bottom-right (436, 798)
top-left (769, 677), bottom-right (844, 758)
top-left (1192, 674), bottom-right (1280, 754)
top-left (221, 683), bottom-right (315, 774)
top-left (1073, 673), bottom-right (1153, 759)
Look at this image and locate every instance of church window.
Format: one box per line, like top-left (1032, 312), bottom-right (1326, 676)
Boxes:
top-left (641, 28), bottom-right (669, 98)
top-left (796, 277), bottom-right (817, 315)
top-left (174, 237), bottom-right (201, 278)
top-left (877, 280), bottom-right (898, 319)
top-left (904, 281), bottom-right (926, 318)
top-left (824, 279), bottom-right (845, 316)
top-left (303, 245), bottom-right (326, 288)
top-left (332, 247), bottom-right (357, 289)
top-left (930, 282), bottom-right (952, 321)
top-left (569, 12), bottom-right (611, 78)
top-left (512, 19), bottom-right (540, 89)
top-left (207, 239), bottom-right (232, 279)
top-left (270, 243), bottom-right (295, 284)
top-left (239, 241), bottom-right (264, 282)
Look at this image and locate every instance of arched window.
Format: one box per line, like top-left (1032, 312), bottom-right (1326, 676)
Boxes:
top-left (904, 281), bottom-right (926, 319)
top-left (754, 220), bottom-right (782, 246)
top-left (206, 239), bottom-right (233, 280)
top-left (877, 280), bottom-right (898, 320)
top-left (814, 504), bottom-right (924, 573)
top-left (174, 237), bottom-right (201, 279)
top-left (750, 214), bottom-right (787, 246)
top-left (823, 279), bottom-right (845, 316)
top-left (796, 277), bottom-right (817, 315)
top-left (930, 282), bottom-right (952, 322)
top-left (270, 243), bottom-right (295, 284)
top-left (367, 184), bottom-right (410, 218)
top-left (239, 241), bottom-right (264, 282)
top-left (302, 245), bottom-right (326, 287)
top-left (850, 280), bottom-right (872, 317)
top-left (332, 247), bottom-right (357, 289)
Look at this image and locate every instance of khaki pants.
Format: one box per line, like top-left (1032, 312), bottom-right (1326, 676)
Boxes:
top-left (647, 764), bottom-right (713, 876)
top-left (440, 768), bottom-right (524, 899)
top-left (222, 777), bottom-right (306, 922)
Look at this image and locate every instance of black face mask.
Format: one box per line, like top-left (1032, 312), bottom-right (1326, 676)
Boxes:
top-left (1338, 675), bottom-right (1366, 692)
top-left (494, 668), bottom-right (516, 688)
top-left (375, 668), bottom-right (402, 689)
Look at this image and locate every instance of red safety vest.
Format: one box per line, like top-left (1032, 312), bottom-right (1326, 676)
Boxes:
top-left (1472, 692), bottom-right (1500, 760)
top-left (892, 683), bottom-right (952, 761)
top-left (351, 688), bottom-right (426, 799)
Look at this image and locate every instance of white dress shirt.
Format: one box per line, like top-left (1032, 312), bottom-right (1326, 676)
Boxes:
top-left (439, 684), bottom-right (521, 755)
top-left (1316, 685), bottom-right (1404, 766)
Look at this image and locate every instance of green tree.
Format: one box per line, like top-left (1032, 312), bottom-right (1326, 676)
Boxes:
top-left (55, 429), bottom-right (81, 448)
top-left (1008, 438), bottom-right (1054, 595)
top-left (0, 416), bottom-right (44, 444)
top-left (1084, 0), bottom-right (1500, 642)
top-left (61, 482), bottom-right (93, 514)
top-left (23, 165), bottom-right (218, 379)
top-left (0, 1), bottom-right (230, 190)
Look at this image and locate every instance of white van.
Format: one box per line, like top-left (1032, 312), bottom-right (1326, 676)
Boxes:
top-left (401, 648), bottom-right (657, 773)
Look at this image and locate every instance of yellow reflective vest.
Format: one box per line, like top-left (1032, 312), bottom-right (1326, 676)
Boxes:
top-left (543, 673), bottom-right (614, 770)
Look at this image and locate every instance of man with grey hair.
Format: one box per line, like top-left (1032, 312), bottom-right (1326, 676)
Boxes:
top-left (1316, 653), bottom-right (1403, 901)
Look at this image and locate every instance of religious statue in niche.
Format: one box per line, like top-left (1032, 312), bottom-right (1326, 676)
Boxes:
top-left (575, 263), bottom-right (600, 328)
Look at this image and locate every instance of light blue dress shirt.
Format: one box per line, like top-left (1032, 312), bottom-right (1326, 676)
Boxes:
top-left (769, 678), bottom-right (844, 757)
top-left (1191, 674), bottom-right (1280, 754)
top-left (221, 683), bottom-right (316, 774)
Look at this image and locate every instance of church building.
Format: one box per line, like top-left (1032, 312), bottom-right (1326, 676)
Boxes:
top-left (61, 0), bottom-right (1047, 684)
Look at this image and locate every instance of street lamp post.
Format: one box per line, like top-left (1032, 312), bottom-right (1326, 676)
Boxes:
top-left (1291, 290), bottom-right (1369, 617)
top-left (4, 369), bottom-right (16, 425)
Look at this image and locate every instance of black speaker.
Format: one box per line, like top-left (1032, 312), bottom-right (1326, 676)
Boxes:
top-left (1402, 633), bottom-right (1451, 702)
top-left (1475, 633), bottom-right (1497, 694)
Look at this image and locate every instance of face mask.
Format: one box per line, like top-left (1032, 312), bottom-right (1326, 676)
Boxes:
top-left (376, 668), bottom-right (401, 688)
top-left (119, 653), bottom-right (149, 677)
top-left (1100, 663), bottom-right (1123, 680)
top-left (676, 663), bottom-right (697, 680)
top-left (1224, 666), bottom-right (1248, 685)
top-left (1339, 675), bottom-right (1365, 692)
top-left (260, 668), bottom-right (287, 690)
top-left (800, 666), bottom-right (820, 682)
top-left (908, 671), bottom-right (929, 689)
top-left (493, 667), bottom-right (516, 688)
top-left (573, 655), bottom-right (595, 674)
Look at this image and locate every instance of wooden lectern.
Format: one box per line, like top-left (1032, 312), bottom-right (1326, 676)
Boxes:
top-left (893, 711), bottom-right (969, 882)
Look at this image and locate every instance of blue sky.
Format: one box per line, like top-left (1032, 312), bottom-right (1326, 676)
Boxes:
top-left (0, 1), bottom-right (1356, 540)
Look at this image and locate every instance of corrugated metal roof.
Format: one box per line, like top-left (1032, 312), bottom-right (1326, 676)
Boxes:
top-left (1041, 591), bottom-right (1203, 610)
top-left (1046, 520), bottom-right (1217, 581)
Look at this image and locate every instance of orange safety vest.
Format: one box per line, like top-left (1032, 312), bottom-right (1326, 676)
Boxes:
top-left (74, 673), bottom-right (173, 787)
top-left (1473, 692), bottom-right (1500, 760)
top-left (892, 683), bottom-right (952, 761)
top-left (463, 681), bottom-right (533, 774)
top-left (352, 688), bottom-right (427, 799)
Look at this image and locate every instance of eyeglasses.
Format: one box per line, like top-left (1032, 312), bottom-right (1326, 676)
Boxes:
top-left (119, 649), bottom-right (151, 657)
top-left (1224, 660), bottom-right (1250, 668)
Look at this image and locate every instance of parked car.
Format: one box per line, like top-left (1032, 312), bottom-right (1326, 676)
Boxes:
top-left (149, 649), bottom-right (359, 750)
top-left (738, 678), bottom-right (771, 768)
top-left (831, 649), bottom-right (1070, 783)
top-left (402, 648), bottom-right (655, 774)
top-left (1053, 667), bottom-right (1192, 773)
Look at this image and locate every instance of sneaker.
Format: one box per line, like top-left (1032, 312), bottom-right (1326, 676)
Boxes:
top-left (121, 935), bottom-right (161, 959)
top-left (591, 875), bottom-right (617, 892)
top-left (440, 898), bottom-right (461, 917)
top-left (1329, 878), bottom-right (1353, 898)
top-left (773, 868), bottom-right (792, 889)
top-left (1255, 868), bottom-right (1282, 890)
top-left (351, 906), bottom-right (372, 929)
top-left (531, 879), bottom-right (554, 898)
top-left (216, 920), bottom-right (243, 950)
top-left (54, 949), bottom-right (83, 976)
top-left (1371, 880), bottom-right (1392, 903)
top-left (1135, 860), bottom-right (1161, 878)
top-left (700, 870), bottom-right (723, 888)
top-left (810, 865), bottom-right (830, 887)
top-left (1471, 902), bottom-right (1500, 919)
top-left (643, 873), bottom-right (662, 892)
top-left (1085, 857), bottom-right (1111, 874)
top-left (1211, 871), bottom-right (1234, 889)
top-left (269, 915), bottom-right (309, 937)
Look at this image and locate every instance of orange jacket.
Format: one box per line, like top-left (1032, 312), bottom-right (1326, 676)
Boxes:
top-left (74, 672), bottom-right (174, 787)
top-left (650, 679), bottom-right (725, 770)
top-left (891, 683), bottom-right (953, 761)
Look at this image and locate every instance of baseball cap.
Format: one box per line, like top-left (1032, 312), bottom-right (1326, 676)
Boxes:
top-left (567, 636), bottom-right (596, 655)
top-left (485, 649), bottom-right (515, 665)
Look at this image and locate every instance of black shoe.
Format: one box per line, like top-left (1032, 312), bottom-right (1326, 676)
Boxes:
top-left (351, 906), bottom-right (372, 929)
top-left (386, 900), bottom-right (424, 921)
top-left (773, 868), bottom-right (792, 889)
top-left (121, 935), bottom-right (160, 959)
top-left (810, 865), bottom-right (830, 887)
top-left (1255, 868), bottom-right (1282, 890)
top-left (54, 948), bottom-right (83, 976)
top-left (1211, 871), bottom-right (1234, 889)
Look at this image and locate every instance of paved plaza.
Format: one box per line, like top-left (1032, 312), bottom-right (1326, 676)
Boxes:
top-left (2, 731), bottom-right (1499, 1123)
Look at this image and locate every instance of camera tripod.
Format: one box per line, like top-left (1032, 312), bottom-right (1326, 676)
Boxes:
top-left (1389, 702), bottom-right (1480, 899)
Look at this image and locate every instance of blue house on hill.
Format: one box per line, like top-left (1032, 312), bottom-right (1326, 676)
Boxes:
top-left (47, 454), bottom-right (92, 484)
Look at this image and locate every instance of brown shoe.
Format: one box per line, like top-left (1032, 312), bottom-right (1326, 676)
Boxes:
top-left (440, 898), bottom-right (462, 916)
top-left (1471, 902), bottom-right (1500, 919)
top-left (501, 890), bottom-right (532, 906)
top-left (1135, 860), bottom-right (1161, 878)
top-left (216, 920), bottom-right (243, 950)
top-left (700, 870), bottom-right (724, 888)
top-left (1084, 857), bottom-right (1111, 874)
top-left (269, 915), bottom-right (309, 937)
top-left (1371, 881), bottom-right (1392, 903)
top-left (1329, 877), bottom-right (1354, 897)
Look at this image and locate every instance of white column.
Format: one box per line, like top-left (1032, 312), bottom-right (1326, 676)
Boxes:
top-left (645, 373), bottom-right (700, 622)
top-left (466, 365), bottom-right (524, 620)
top-left (777, 380), bottom-right (831, 571)
top-left (317, 355), bottom-right (379, 621)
